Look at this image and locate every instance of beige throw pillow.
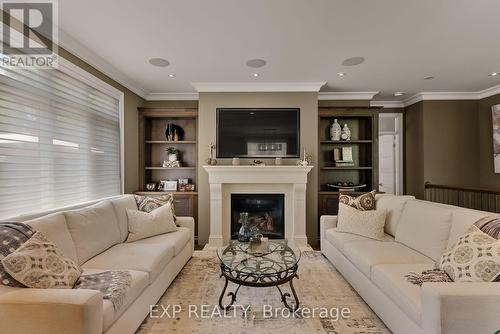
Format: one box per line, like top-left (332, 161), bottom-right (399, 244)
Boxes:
top-left (1, 231), bottom-right (82, 289)
top-left (337, 203), bottom-right (387, 240)
top-left (439, 225), bottom-right (500, 282)
top-left (126, 202), bottom-right (177, 242)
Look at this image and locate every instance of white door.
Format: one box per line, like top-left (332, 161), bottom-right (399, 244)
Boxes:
top-left (379, 134), bottom-right (397, 194)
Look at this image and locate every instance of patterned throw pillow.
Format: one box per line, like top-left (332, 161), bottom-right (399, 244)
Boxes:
top-left (439, 225), bottom-right (500, 282)
top-left (134, 194), bottom-right (176, 220)
top-left (0, 223), bottom-right (34, 287)
top-left (1, 231), bottom-right (82, 289)
top-left (339, 190), bottom-right (376, 211)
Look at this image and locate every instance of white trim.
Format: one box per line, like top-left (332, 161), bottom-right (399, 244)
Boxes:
top-left (146, 92), bottom-right (199, 101)
top-left (370, 101), bottom-right (405, 108)
top-left (58, 30), bottom-right (148, 99)
top-left (191, 81), bottom-right (326, 92)
top-left (57, 57), bottom-right (123, 99)
top-left (319, 91), bottom-right (379, 100)
top-left (477, 84), bottom-right (500, 100)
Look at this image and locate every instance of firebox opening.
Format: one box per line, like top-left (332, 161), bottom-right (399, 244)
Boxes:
top-left (230, 193), bottom-right (285, 239)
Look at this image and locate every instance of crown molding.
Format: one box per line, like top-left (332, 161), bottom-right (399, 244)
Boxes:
top-left (477, 84), bottom-right (500, 100)
top-left (58, 30), bottom-right (148, 99)
top-left (319, 91), bottom-right (379, 100)
top-left (191, 82), bottom-right (326, 92)
top-left (146, 92), bottom-right (199, 101)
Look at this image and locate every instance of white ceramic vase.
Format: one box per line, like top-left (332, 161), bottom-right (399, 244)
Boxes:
top-left (168, 154), bottom-right (177, 162)
top-left (330, 119), bottom-right (341, 141)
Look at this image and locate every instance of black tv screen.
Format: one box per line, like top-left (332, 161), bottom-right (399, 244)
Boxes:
top-left (217, 108), bottom-right (300, 158)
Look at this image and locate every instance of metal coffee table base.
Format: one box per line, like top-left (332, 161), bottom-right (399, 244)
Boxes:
top-left (218, 263), bottom-right (300, 312)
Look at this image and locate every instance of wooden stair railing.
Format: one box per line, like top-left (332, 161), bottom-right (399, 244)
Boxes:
top-left (424, 182), bottom-right (500, 213)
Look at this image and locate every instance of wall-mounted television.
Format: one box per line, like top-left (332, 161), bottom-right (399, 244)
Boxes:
top-left (216, 108), bottom-right (300, 158)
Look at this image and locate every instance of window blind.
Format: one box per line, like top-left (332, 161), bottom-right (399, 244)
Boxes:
top-left (0, 63), bottom-right (122, 219)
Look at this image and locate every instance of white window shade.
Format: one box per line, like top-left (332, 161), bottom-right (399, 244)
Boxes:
top-left (0, 62), bottom-right (122, 219)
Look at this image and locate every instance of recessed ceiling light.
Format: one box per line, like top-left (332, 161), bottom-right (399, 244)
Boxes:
top-left (337, 72), bottom-right (346, 77)
top-left (253, 73), bottom-right (260, 77)
top-left (148, 58), bottom-right (170, 67)
top-left (246, 59), bottom-right (267, 68)
top-left (168, 74), bottom-right (176, 78)
top-left (394, 92), bottom-right (405, 97)
top-left (342, 57), bottom-right (365, 66)
top-left (489, 72), bottom-right (499, 77)
top-left (424, 75), bottom-right (435, 80)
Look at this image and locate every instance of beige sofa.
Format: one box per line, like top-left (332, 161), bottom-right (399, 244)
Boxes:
top-left (0, 195), bottom-right (194, 334)
top-left (320, 194), bottom-right (500, 334)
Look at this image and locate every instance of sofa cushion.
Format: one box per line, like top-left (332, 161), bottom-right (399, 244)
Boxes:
top-left (82, 241), bottom-right (174, 283)
top-left (343, 240), bottom-right (433, 278)
top-left (65, 201), bottom-right (122, 265)
top-left (109, 195), bottom-right (137, 242)
top-left (448, 209), bottom-right (492, 249)
top-left (375, 194), bottom-right (415, 236)
top-left (337, 203), bottom-right (387, 240)
top-left (325, 228), bottom-right (394, 252)
top-left (372, 263), bottom-right (434, 325)
top-left (396, 200), bottom-right (453, 262)
top-left (131, 227), bottom-right (191, 256)
top-left (25, 213), bottom-right (78, 263)
top-left (82, 268), bottom-right (148, 331)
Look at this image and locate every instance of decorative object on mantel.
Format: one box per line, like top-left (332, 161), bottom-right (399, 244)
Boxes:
top-left (145, 183), bottom-right (156, 191)
top-left (206, 143), bottom-right (217, 165)
top-left (296, 147), bottom-right (312, 166)
top-left (237, 212), bottom-right (251, 242)
top-left (163, 147), bottom-right (182, 167)
top-left (252, 160), bottom-right (265, 166)
top-left (275, 157), bottom-right (282, 165)
top-left (492, 104), bottom-right (500, 173)
top-left (165, 123), bottom-right (184, 141)
top-left (340, 123), bottom-right (351, 141)
top-left (232, 157), bottom-right (240, 166)
top-left (330, 118), bottom-right (342, 141)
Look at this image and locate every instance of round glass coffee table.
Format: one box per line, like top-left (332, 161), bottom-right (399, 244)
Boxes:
top-left (217, 239), bottom-right (301, 311)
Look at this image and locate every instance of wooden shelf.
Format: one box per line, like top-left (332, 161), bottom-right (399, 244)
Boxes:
top-left (145, 140), bottom-right (196, 144)
top-left (135, 191), bottom-right (198, 195)
top-left (321, 166), bottom-right (373, 170)
top-left (320, 140), bottom-right (372, 144)
top-left (144, 167), bottom-right (196, 170)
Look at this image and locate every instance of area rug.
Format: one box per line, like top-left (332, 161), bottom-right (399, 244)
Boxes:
top-left (136, 251), bottom-right (390, 334)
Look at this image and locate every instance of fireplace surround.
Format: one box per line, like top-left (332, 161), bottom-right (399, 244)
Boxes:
top-left (203, 165), bottom-right (313, 248)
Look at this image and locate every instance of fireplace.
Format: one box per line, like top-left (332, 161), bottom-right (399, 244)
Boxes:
top-left (231, 194), bottom-right (285, 239)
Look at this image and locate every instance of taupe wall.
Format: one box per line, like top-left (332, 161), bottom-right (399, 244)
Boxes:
top-left (405, 102), bottom-right (425, 198)
top-left (198, 92), bottom-right (319, 245)
top-left (478, 93), bottom-right (500, 189)
top-left (404, 99), bottom-right (494, 198)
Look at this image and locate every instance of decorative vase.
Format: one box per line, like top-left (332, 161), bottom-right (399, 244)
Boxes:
top-left (168, 154), bottom-right (177, 162)
top-left (238, 212), bottom-right (250, 242)
top-left (341, 124), bottom-right (351, 141)
top-left (330, 119), bottom-right (341, 141)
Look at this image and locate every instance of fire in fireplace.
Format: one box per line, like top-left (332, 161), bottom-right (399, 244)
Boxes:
top-left (230, 194), bottom-right (285, 239)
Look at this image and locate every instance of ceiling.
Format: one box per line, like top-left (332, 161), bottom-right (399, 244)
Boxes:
top-left (58, 0), bottom-right (500, 101)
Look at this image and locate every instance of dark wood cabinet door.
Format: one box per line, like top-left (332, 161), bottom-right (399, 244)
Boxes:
top-left (173, 197), bottom-right (193, 217)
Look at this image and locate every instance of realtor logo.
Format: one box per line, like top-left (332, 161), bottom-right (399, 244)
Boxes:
top-left (1, 0), bottom-right (58, 68)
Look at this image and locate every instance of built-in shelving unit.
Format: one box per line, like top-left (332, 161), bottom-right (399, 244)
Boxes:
top-left (317, 107), bottom-right (380, 217)
top-left (138, 107), bottom-right (199, 239)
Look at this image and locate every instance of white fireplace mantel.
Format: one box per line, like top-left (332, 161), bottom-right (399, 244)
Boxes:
top-left (203, 165), bottom-right (313, 248)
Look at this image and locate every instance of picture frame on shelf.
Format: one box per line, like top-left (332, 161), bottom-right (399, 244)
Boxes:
top-left (163, 180), bottom-right (178, 191)
top-left (185, 184), bottom-right (195, 192)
